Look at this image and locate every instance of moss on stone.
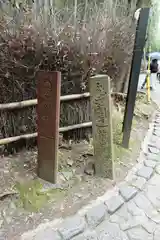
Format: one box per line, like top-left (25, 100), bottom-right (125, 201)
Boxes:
top-left (15, 180), bottom-right (65, 212)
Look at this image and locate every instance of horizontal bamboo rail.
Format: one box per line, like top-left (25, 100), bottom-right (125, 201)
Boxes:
top-left (0, 122), bottom-right (92, 145)
top-left (0, 92), bottom-right (126, 111)
top-left (0, 93), bottom-right (90, 110)
top-left (0, 92), bottom-right (127, 145)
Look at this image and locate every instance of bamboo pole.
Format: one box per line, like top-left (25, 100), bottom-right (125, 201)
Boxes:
top-left (0, 99), bottom-right (37, 111)
top-left (0, 93), bottom-right (90, 110)
top-left (0, 133), bottom-right (37, 145)
top-left (74, 0), bottom-right (77, 29)
top-left (146, 47), bottom-right (151, 102)
top-left (0, 122), bottom-right (92, 145)
top-left (0, 92), bottom-right (126, 111)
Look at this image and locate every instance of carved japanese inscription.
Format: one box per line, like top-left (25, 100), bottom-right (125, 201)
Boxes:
top-left (90, 75), bottom-right (114, 179)
top-left (37, 71), bottom-right (61, 183)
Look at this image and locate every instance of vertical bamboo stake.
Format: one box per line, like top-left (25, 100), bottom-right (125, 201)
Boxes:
top-left (74, 0), bottom-right (77, 30)
top-left (83, 0), bottom-right (88, 22)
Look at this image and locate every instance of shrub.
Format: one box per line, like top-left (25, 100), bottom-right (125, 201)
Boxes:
top-left (0, 0), bottom-right (136, 150)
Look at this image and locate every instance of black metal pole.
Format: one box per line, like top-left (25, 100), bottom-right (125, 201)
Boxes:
top-left (122, 8), bottom-right (150, 148)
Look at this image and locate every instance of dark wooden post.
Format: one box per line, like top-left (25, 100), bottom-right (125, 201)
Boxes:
top-left (122, 8), bottom-right (150, 148)
top-left (37, 71), bottom-right (61, 183)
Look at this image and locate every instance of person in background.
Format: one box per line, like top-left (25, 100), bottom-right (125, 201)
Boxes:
top-left (141, 59), bottom-right (158, 90)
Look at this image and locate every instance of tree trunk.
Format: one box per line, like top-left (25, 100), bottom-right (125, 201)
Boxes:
top-left (114, 66), bottom-right (129, 92)
top-left (122, 66), bottom-right (131, 93)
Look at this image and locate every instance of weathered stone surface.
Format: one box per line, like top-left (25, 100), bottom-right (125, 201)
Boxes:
top-left (109, 214), bottom-right (122, 224)
top-left (133, 193), bottom-right (154, 213)
top-left (149, 141), bottom-right (160, 150)
top-left (146, 210), bottom-right (160, 224)
top-left (154, 126), bottom-right (160, 131)
top-left (84, 161), bottom-right (95, 176)
top-left (154, 229), bottom-right (160, 240)
top-left (21, 228), bottom-right (61, 240)
top-left (148, 174), bottom-right (160, 185)
top-left (153, 130), bottom-right (160, 137)
top-left (121, 232), bottom-right (129, 240)
top-left (33, 228), bottom-right (61, 240)
top-left (58, 216), bottom-right (85, 240)
top-left (109, 205), bottom-right (132, 228)
top-left (72, 231), bottom-right (98, 240)
top-left (136, 166), bottom-right (153, 180)
top-left (119, 184), bottom-right (138, 202)
top-left (120, 220), bottom-right (139, 231)
top-left (105, 195), bottom-right (124, 214)
top-left (121, 215), bottom-right (156, 234)
top-left (148, 146), bottom-right (159, 154)
top-left (127, 200), bottom-right (145, 216)
top-left (127, 227), bottom-right (153, 240)
top-left (156, 165), bottom-right (160, 174)
top-left (85, 204), bottom-right (107, 227)
top-left (150, 135), bottom-right (159, 143)
top-left (142, 219), bottom-right (157, 234)
top-left (146, 153), bottom-right (160, 162)
top-left (96, 221), bottom-right (125, 240)
top-left (115, 204), bottom-right (132, 222)
top-left (144, 160), bottom-right (156, 168)
top-left (154, 122), bottom-right (160, 127)
top-left (89, 75), bottom-right (114, 179)
top-left (129, 176), bottom-right (146, 190)
top-left (144, 184), bottom-right (160, 208)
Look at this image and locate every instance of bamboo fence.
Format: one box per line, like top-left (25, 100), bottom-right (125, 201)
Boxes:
top-left (0, 92), bottom-right (126, 145)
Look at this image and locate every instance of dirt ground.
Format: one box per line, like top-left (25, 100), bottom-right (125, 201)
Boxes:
top-left (0, 93), bottom-right (158, 239)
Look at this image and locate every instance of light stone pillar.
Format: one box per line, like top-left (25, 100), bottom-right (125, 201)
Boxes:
top-left (90, 75), bottom-right (114, 179)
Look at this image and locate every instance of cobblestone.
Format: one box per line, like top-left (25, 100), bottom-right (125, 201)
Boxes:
top-left (119, 184), bottom-right (138, 201)
top-left (144, 160), bottom-right (156, 168)
top-left (58, 216), bottom-right (86, 240)
top-left (136, 166), bottom-right (153, 180)
top-left (148, 146), bottom-right (160, 154)
top-left (150, 135), bottom-right (159, 143)
top-left (72, 231), bottom-right (98, 240)
top-left (155, 165), bottom-right (160, 174)
top-left (154, 229), bottom-right (160, 240)
top-left (127, 200), bottom-right (145, 216)
top-left (112, 204), bottom-right (132, 224)
top-left (85, 204), bottom-right (107, 227)
top-left (127, 227), bottom-right (153, 240)
top-left (21, 111), bottom-right (160, 240)
top-left (144, 184), bottom-right (160, 208)
top-left (149, 141), bottom-right (160, 150)
top-left (148, 174), bottom-right (160, 185)
top-left (133, 193), bottom-right (154, 213)
top-left (146, 153), bottom-right (160, 162)
top-left (128, 176), bottom-right (146, 190)
top-left (146, 209), bottom-right (160, 224)
top-left (105, 195), bottom-right (124, 214)
top-left (142, 219), bottom-right (157, 234)
top-left (153, 130), bottom-right (160, 137)
top-left (33, 228), bottom-right (61, 240)
top-left (96, 221), bottom-right (127, 240)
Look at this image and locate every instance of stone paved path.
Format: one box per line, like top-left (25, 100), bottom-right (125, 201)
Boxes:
top-left (21, 111), bottom-right (160, 240)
